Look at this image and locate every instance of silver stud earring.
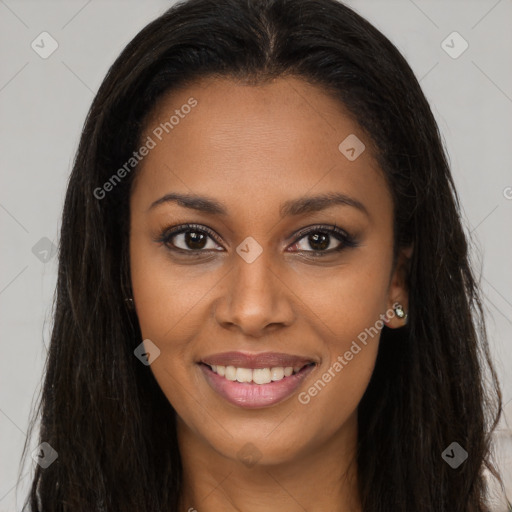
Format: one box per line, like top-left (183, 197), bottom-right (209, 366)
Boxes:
top-left (125, 297), bottom-right (134, 309)
top-left (394, 303), bottom-right (407, 320)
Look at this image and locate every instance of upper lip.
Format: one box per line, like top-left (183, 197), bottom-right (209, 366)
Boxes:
top-left (200, 351), bottom-right (316, 369)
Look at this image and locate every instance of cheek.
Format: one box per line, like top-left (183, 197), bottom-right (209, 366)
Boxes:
top-left (291, 245), bottom-right (392, 339)
top-left (296, 303), bottom-right (383, 443)
top-left (129, 232), bottom-right (191, 384)
top-left (129, 231), bottom-right (224, 416)
top-left (129, 244), bottom-right (203, 417)
top-left (292, 249), bottom-right (391, 428)
top-left (129, 228), bottom-right (215, 343)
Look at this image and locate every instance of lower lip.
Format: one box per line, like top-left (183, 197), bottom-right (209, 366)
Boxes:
top-left (199, 363), bottom-right (316, 409)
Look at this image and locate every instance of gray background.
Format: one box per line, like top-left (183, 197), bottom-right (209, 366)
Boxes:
top-left (0, 0), bottom-right (511, 510)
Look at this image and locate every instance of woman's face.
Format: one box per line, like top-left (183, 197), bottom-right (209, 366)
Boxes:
top-left (129, 76), bottom-right (409, 466)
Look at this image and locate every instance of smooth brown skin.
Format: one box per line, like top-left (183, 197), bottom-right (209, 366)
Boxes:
top-left (129, 76), bottom-right (411, 512)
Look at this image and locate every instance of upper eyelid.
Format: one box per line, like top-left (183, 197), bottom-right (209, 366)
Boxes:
top-left (293, 223), bottom-right (347, 240)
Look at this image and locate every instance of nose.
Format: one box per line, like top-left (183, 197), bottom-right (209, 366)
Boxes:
top-left (213, 248), bottom-right (295, 338)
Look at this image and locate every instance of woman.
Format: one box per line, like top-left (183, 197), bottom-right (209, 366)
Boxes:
top-left (23, 0), bottom-right (505, 510)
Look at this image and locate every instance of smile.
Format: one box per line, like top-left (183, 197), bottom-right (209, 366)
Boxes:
top-left (206, 363), bottom-right (313, 384)
top-left (198, 351), bottom-right (317, 409)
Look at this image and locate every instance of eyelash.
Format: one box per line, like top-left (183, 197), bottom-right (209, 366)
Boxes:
top-left (155, 223), bottom-right (358, 258)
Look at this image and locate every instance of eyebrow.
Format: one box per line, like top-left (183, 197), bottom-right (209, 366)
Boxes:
top-left (148, 191), bottom-right (369, 218)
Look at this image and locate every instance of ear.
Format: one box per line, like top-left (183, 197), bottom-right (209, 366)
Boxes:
top-left (384, 244), bottom-right (413, 328)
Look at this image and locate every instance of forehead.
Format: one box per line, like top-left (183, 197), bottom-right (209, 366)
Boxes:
top-left (133, 76), bottom-right (391, 223)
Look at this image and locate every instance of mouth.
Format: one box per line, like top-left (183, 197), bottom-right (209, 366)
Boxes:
top-left (197, 352), bottom-right (317, 409)
top-left (200, 362), bottom-right (315, 384)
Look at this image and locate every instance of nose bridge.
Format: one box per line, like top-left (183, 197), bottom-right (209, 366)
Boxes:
top-left (235, 241), bottom-right (274, 296)
top-left (216, 239), bottom-right (293, 334)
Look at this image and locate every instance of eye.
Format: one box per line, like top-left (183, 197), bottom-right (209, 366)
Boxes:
top-left (156, 224), bottom-right (223, 253)
top-left (155, 223), bottom-right (358, 256)
top-left (288, 224), bottom-right (357, 256)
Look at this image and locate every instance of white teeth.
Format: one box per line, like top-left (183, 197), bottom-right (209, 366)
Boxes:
top-left (236, 367), bottom-right (252, 383)
top-left (253, 368), bottom-right (272, 384)
top-left (270, 367), bottom-right (284, 381)
top-left (207, 364), bottom-right (309, 384)
top-left (225, 365), bottom-right (237, 381)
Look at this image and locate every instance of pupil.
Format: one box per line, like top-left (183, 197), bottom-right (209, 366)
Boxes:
top-left (186, 231), bottom-right (207, 250)
top-left (309, 233), bottom-right (329, 251)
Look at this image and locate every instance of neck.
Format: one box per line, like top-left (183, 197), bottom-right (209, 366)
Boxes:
top-left (176, 412), bottom-right (362, 512)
